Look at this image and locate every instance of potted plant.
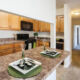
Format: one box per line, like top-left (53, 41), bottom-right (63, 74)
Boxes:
top-left (34, 32), bottom-right (38, 39)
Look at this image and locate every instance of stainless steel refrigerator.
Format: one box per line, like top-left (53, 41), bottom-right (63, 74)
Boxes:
top-left (73, 25), bottom-right (80, 49)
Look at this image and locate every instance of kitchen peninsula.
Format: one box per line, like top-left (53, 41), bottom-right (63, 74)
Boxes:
top-left (0, 47), bottom-right (71, 80)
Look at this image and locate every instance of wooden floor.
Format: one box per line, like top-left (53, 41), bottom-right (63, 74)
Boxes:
top-left (72, 49), bottom-right (80, 67)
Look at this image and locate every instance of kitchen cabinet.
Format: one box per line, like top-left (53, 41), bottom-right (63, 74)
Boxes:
top-left (46, 23), bottom-right (50, 32)
top-left (20, 17), bottom-right (50, 32)
top-left (14, 42), bottom-right (24, 52)
top-left (33, 20), bottom-right (39, 32)
top-left (56, 16), bottom-right (64, 32)
top-left (0, 42), bottom-right (24, 56)
top-left (0, 11), bottom-right (50, 32)
top-left (56, 17), bottom-right (59, 32)
top-left (36, 40), bottom-right (50, 47)
top-left (39, 21), bottom-right (50, 32)
top-left (60, 16), bottom-right (64, 32)
top-left (39, 21), bottom-right (46, 32)
top-left (0, 44), bottom-right (14, 56)
top-left (0, 11), bottom-right (9, 30)
top-left (9, 14), bottom-right (20, 30)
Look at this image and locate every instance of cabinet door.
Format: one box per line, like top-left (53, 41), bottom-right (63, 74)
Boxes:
top-left (9, 14), bottom-right (20, 30)
top-left (56, 16), bottom-right (61, 32)
top-left (60, 16), bottom-right (64, 32)
top-left (39, 21), bottom-right (45, 32)
top-left (46, 23), bottom-right (50, 32)
top-left (56, 16), bottom-right (64, 32)
top-left (33, 20), bottom-right (39, 32)
top-left (56, 17), bottom-right (59, 32)
top-left (39, 21), bottom-right (50, 32)
top-left (0, 11), bottom-right (9, 30)
top-left (39, 21), bottom-right (47, 32)
top-left (14, 42), bottom-right (24, 52)
top-left (0, 44), bottom-right (14, 56)
top-left (45, 41), bottom-right (50, 47)
top-left (36, 40), bottom-right (49, 47)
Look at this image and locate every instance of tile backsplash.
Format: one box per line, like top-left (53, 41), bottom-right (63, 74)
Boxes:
top-left (0, 30), bottom-right (50, 38)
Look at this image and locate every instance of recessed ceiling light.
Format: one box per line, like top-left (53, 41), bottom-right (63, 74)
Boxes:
top-left (72, 12), bottom-right (80, 15)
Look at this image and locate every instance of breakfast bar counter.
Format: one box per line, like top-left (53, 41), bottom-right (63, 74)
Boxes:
top-left (0, 47), bottom-right (71, 80)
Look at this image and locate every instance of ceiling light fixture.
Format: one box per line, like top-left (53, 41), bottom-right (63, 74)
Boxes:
top-left (72, 12), bottom-right (80, 15)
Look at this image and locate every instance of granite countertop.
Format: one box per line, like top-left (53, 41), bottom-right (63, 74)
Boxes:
top-left (0, 47), bottom-right (70, 80)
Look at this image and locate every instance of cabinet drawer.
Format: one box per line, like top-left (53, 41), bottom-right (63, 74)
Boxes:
top-left (0, 49), bottom-right (13, 56)
top-left (0, 44), bottom-right (13, 50)
top-left (15, 48), bottom-right (22, 52)
top-left (14, 42), bottom-right (24, 48)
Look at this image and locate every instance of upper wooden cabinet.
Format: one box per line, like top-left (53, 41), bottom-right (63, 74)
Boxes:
top-left (56, 17), bottom-right (59, 32)
top-left (56, 16), bottom-right (64, 32)
top-left (33, 20), bottom-right (39, 32)
top-left (39, 21), bottom-right (50, 32)
top-left (60, 16), bottom-right (64, 32)
top-left (46, 23), bottom-right (50, 32)
top-left (20, 17), bottom-right (50, 32)
top-left (9, 14), bottom-right (20, 30)
top-left (0, 11), bottom-right (50, 32)
top-left (0, 11), bottom-right (9, 30)
top-left (39, 21), bottom-right (46, 32)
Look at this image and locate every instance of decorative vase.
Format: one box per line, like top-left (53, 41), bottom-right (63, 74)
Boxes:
top-left (43, 45), bottom-right (46, 50)
top-left (22, 49), bottom-right (25, 59)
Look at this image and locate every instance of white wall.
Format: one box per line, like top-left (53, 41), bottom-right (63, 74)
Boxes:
top-left (56, 8), bottom-right (64, 15)
top-left (0, 0), bottom-right (55, 23)
top-left (64, 4), bottom-right (72, 51)
top-left (72, 18), bottom-right (80, 26)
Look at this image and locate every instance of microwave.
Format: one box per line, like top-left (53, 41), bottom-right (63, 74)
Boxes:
top-left (21, 21), bottom-right (33, 31)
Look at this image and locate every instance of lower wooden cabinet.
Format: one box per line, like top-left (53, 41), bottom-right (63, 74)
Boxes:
top-left (0, 42), bottom-right (24, 56)
top-left (14, 42), bottom-right (24, 52)
top-left (0, 49), bottom-right (13, 56)
top-left (36, 40), bottom-right (50, 47)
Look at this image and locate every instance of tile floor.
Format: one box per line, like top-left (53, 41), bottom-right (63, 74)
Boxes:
top-left (57, 50), bottom-right (80, 80)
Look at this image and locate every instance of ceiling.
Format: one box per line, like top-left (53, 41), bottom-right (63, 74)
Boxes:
top-left (56, 0), bottom-right (80, 9)
top-left (56, 0), bottom-right (80, 18)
